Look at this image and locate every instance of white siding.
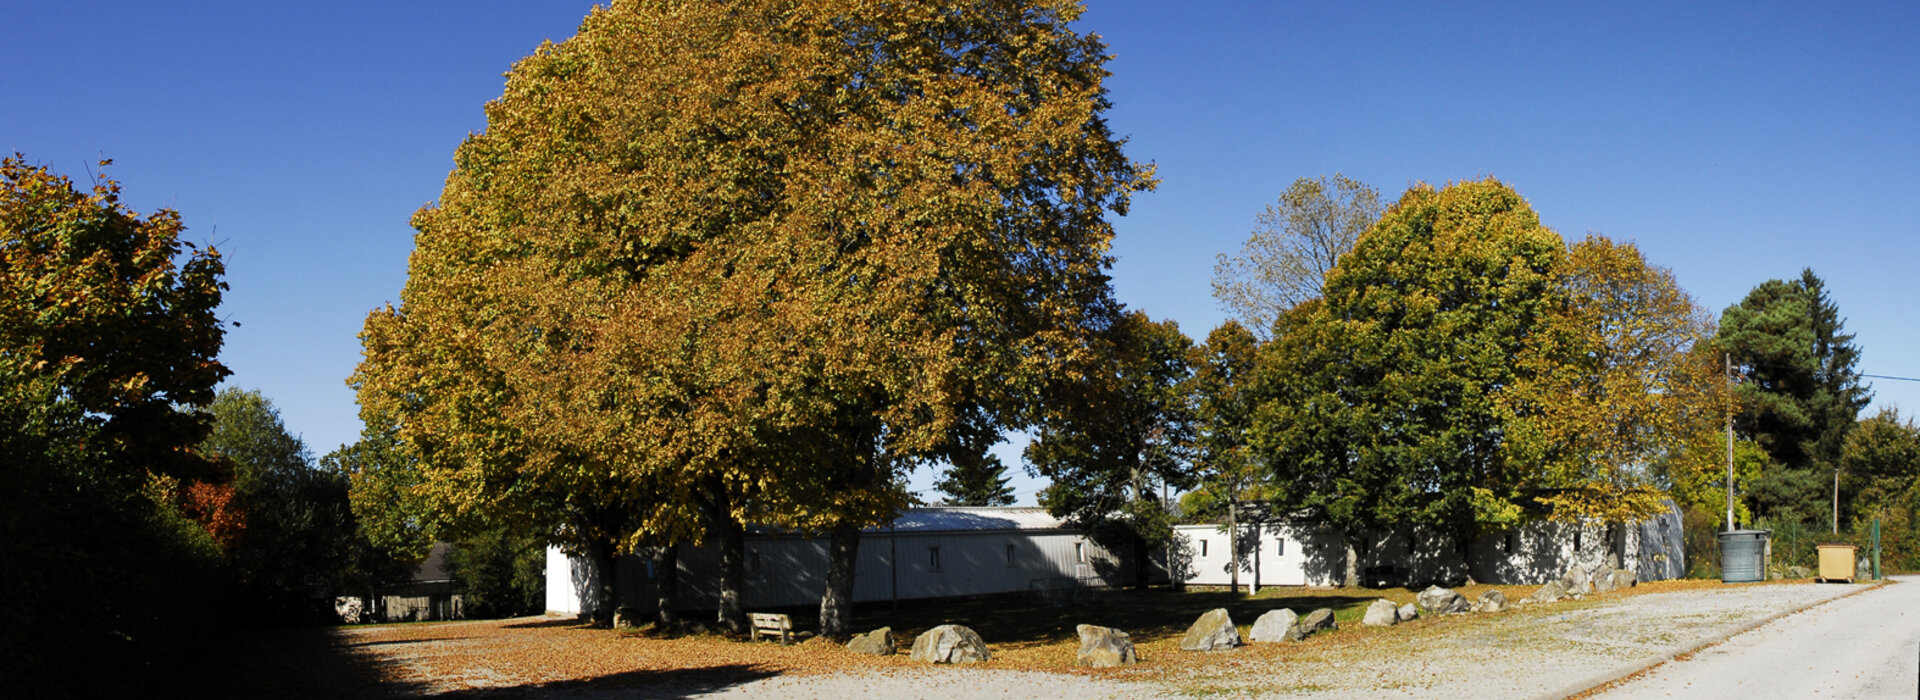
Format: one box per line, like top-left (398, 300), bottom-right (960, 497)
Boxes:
top-left (658, 529), bottom-right (1125, 609)
top-left (1174, 522), bottom-right (1344, 588)
top-left (544, 545), bottom-right (584, 616)
top-left (1171, 502), bottom-right (1686, 589)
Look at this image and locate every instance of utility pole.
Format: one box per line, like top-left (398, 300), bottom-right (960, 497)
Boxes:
top-left (1726, 353), bottom-right (1736, 533)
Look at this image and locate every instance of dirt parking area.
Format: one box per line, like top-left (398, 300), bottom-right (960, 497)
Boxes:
top-left (172, 579), bottom-right (1873, 699)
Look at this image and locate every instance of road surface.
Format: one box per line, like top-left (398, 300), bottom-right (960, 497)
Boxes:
top-left (1590, 576), bottom-right (1919, 699)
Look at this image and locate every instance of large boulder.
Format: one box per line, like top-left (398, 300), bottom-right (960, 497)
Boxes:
top-left (1075, 624), bottom-right (1137, 668)
top-left (1288, 608), bottom-right (1337, 641)
top-left (1592, 568), bottom-right (1618, 594)
top-left (1417, 585), bottom-right (1469, 615)
top-left (1397, 603), bottom-right (1419, 622)
top-left (1856, 558), bottom-right (1873, 581)
top-left (1611, 569), bottom-right (1638, 590)
top-left (1527, 579), bottom-right (1569, 604)
top-left (1362, 599), bottom-right (1399, 627)
top-left (1471, 590), bottom-right (1508, 613)
top-left (1559, 566), bottom-right (1593, 595)
top-left (847, 627), bottom-right (896, 656)
top-left (910, 624), bottom-right (990, 664)
top-left (1247, 609), bottom-right (1299, 643)
top-left (1786, 564), bottom-right (1812, 579)
top-left (1180, 608), bottom-right (1240, 651)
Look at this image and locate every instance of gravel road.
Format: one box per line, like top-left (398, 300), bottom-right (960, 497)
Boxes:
top-left (694, 581), bottom-right (1871, 699)
top-left (1590, 575), bottom-right (1918, 699)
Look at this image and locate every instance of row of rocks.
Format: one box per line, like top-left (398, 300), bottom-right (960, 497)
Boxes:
top-left (1177, 605), bottom-right (1342, 652)
top-left (848, 622), bottom-right (1141, 668)
top-left (845, 625), bottom-right (994, 663)
top-left (1526, 561), bottom-right (1638, 604)
top-left (850, 564), bottom-right (1645, 667)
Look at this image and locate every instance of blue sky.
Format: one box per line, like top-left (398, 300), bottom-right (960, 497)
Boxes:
top-left (7, 2), bottom-right (1916, 505)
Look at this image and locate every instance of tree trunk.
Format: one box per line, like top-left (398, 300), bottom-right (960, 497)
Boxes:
top-left (713, 516), bottom-right (746, 635)
top-left (585, 536), bottom-right (619, 626)
top-left (1343, 534), bottom-right (1360, 588)
top-left (820, 523), bottom-right (861, 641)
top-left (653, 543), bottom-right (679, 628)
top-left (1227, 499), bottom-right (1240, 594)
top-left (1832, 469), bottom-right (1841, 534)
top-left (1132, 533), bottom-right (1151, 591)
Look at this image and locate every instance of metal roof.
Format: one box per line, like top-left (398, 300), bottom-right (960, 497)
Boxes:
top-left (865, 506), bottom-right (1070, 534)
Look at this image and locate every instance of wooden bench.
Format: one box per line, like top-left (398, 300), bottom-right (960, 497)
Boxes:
top-left (750, 612), bottom-right (793, 644)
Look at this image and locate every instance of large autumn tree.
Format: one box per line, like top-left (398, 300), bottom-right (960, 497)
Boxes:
top-left (1251, 179), bottom-right (1563, 580)
top-left (1501, 235), bottom-right (1727, 524)
top-left (0, 156), bottom-right (229, 693)
top-left (355, 0), bottom-right (1149, 637)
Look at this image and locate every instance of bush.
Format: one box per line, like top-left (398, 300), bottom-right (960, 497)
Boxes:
top-left (1754, 515), bottom-right (1825, 572)
top-left (447, 528), bottom-right (545, 619)
top-left (1681, 505), bottom-right (1723, 579)
top-left (1849, 499), bottom-right (1920, 574)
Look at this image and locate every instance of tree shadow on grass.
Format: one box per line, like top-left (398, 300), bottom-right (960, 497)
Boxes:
top-left (434, 665), bottom-right (780, 699)
top-left (502, 615), bottom-right (593, 630)
top-left (157, 622), bottom-right (779, 700)
top-left (154, 625), bottom-right (426, 699)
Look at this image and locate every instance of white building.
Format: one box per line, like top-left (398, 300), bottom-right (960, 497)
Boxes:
top-left (548, 502), bottom-right (1687, 618)
top-left (546, 506), bottom-right (1144, 618)
top-left (1173, 500), bottom-right (1687, 590)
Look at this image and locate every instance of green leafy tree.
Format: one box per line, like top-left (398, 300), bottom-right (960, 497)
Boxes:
top-left (1840, 408), bottom-right (1920, 524)
top-left (325, 425), bottom-right (435, 561)
top-left (1212, 174), bottom-right (1383, 339)
top-left (934, 451), bottom-right (1017, 507)
top-left (1029, 311), bottom-right (1194, 589)
top-left (1251, 180), bottom-right (1563, 580)
top-left (1719, 269), bottom-right (1871, 523)
top-left (0, 156), bottom-right (229, 693)
top-left (355, 0), bottom-right (1149, 638)
top-left (1185, 320), bottom-right (1263, 589)
top-left (445, 525), bottom-right (547, 619)
top-left (202, 388), bottom-right (399, 623)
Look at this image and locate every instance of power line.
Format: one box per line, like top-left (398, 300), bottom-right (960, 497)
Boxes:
top-left (1863, 374), bottom-right (1920, 383)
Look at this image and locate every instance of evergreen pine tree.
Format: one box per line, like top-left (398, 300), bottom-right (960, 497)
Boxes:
top-left (1719, 269), bottom-right (1871, 522)
top-left (934, 452), bottom-right (1017, 507)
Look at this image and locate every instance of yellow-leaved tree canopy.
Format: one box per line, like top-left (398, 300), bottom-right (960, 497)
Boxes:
top-left (352, 0), bottom-right (1151, 634)
top-left (1503, 235), bottom-right (1732, 524)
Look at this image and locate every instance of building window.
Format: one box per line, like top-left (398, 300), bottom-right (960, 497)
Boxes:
top-left (1274, 538), bottom-right (1285, 556)
top-left (1574, 531), bottom-right (1583, 553)
top-left (747, 551), bottom-right (763, 579)
top-left (1074, 542), bottom-right (1087, 564)
top-left (1005, 543), bottom-right (1017, 567)
top-left (929, 546), bottom-right (942, 572)
top-left (1504, 533), bottom-right (1515, 554)
top-left (1199, 539), bottom-right (1208, 557)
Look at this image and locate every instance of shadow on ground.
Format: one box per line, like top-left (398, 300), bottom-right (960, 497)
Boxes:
top-left (155, 625), bottom-right (423, 699)
top-left (436, 665), bottom-right (779, 699)
top-left (155, 621), bottom-right (780, 699)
